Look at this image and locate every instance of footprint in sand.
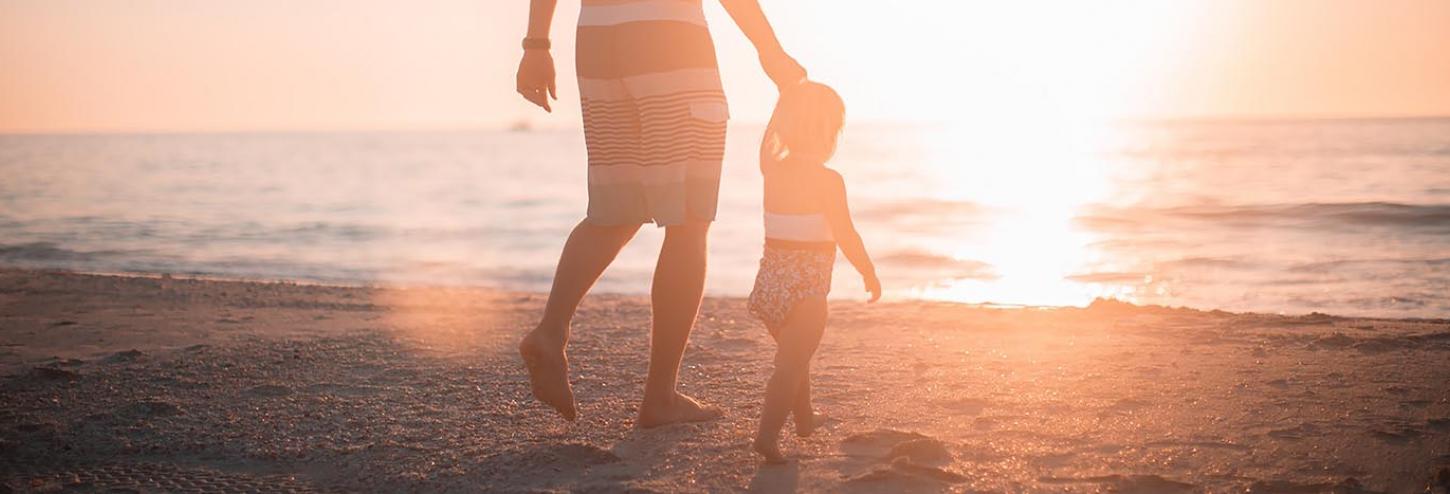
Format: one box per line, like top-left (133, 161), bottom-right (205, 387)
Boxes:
top-left (839, 429), bottom-right (968, 488)
top-left (846, 459), bottom-right (969, 492)
top-left (886, 439), bottom-right (953, 466)
top-left (841, 429), bottom-right (933, 457)
top-left (102, 349), bottom-right (144, 364)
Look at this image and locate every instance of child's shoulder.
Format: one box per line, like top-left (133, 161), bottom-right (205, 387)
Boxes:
top-left (813, 167), bottom-right (846, 191)
top-left (796, 167), bottom-right (845, 206)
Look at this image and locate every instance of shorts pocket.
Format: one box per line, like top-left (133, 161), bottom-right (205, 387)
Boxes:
top-left (689, 101), bottom-right (729, 123)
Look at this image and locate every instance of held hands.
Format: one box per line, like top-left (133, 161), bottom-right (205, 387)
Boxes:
top-left (760, 50), bottom-right (806, 90)
top-left (516, 49), bottom-right (557, 112)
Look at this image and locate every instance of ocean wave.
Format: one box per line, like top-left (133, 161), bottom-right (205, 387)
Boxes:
top-left (2, 217), bottom-right (547, 247)
top-left (1156, 257), bottom-right (1258, 270)
top-left (0, 242), bottom-right (116, 262)
top-left (1288, 257), bottom-right (1450, 274)
top-left (1065, 257), bottom-right (1272, 285)
top-left (1171, 202), bottom-right (1450, 226)
top-left (1080, 202), bottom-right (1450, 231)
top-left (878, 250), bottom-right (996, 280)
top-left (1065, 272), bottom-right (1149, 283)
top-left (855, 198), bottom-right (983, 222)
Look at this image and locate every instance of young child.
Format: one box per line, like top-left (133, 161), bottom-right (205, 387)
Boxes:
top-left (749, 82), bottom-right (880, 463)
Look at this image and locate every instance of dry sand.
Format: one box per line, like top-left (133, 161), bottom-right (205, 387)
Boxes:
top-left (1, 269), bottom-right (1448, 493)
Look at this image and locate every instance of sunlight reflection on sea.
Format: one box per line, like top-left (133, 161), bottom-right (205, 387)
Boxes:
top-left (0, 119), bottom-right (1446, 317)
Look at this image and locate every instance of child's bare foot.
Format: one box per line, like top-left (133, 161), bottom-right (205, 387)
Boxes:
top-left (753, 436), bottom-right (787, 464)
top-left (794, 411), bottom-right (826, 437)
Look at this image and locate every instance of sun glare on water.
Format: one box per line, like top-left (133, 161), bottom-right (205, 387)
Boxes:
top-left (879, 1), bottom-right (1208, 308)
top-left (910, 119), bottom-right (1121, 308)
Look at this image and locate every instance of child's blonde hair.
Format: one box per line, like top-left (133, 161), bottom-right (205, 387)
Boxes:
top-left (762, 81), bottom-right (845, 166)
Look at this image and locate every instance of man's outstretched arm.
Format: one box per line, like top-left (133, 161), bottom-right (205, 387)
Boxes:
top-left (717, 0), bottom-right (806, 88)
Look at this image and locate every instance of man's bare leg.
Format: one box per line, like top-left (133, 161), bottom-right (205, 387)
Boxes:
top-left (521, 219), bottom-right (640, 421)
top-left (637, 221), bottom-right (721, 428)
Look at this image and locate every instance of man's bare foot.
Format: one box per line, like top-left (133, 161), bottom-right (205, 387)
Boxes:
top-left (753, 436), bottom-right (787, 464)
top-left (794, 411), bottom-right (826, 437)
top-left (519, 329), bottom-right (576, 421)
top-left (637, 392), bottom-right (723, 428)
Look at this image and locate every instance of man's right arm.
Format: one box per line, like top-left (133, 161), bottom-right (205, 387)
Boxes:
top-left (717, 0), bottom-right (806, 88)
top-left (516, 0), bottom-right (560, 111)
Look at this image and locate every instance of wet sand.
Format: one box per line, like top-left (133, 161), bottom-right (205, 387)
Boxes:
top-left (1, 269), bottom-right (1448, 493)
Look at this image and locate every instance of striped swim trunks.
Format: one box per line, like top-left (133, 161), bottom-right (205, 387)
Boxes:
top-left (577, 0), bottom-right (729, 226)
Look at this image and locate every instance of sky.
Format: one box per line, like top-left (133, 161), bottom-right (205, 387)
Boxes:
top-left (1, 0), bottom-right (1448, 133)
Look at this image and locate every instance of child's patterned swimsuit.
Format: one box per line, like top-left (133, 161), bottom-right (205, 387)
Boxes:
top-left (747, 212), bottom-right (836, 334)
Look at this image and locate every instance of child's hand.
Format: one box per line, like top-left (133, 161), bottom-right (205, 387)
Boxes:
top-left (761, 51), bottom-right (807, 89)
top-left (864, 273), bottom-right (881, 303)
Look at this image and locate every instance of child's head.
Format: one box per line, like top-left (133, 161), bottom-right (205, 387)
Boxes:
top-left (763, 81), bottom-right (845, 165)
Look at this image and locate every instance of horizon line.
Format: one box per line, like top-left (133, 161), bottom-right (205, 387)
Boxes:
top-left (3, 112), bottom-right (1448, 136)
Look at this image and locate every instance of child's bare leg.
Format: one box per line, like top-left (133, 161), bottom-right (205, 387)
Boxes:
top-left (755, 297), bottom-right (827, 463)
top-left (792, 374), bottom-right (820, 437)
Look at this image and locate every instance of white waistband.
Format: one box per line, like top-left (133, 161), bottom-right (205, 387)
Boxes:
top-left (764, 212), bottom-right (834, 242)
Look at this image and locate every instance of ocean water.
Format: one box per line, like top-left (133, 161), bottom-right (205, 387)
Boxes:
top-left (1, 119), bottom-right (1447, 318)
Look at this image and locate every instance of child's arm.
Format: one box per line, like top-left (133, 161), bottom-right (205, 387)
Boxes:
top-left (820, 170), bottom-right (881, 302)
top-left (759, 130), bottom-right (783, 174)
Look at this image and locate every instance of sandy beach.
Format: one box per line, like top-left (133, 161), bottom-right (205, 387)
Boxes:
top-left (1, 268), bottom-right (1447, 493)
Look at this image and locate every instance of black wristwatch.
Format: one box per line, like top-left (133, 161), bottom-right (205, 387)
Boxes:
top-left (522, 38), bottom-right (551, 50)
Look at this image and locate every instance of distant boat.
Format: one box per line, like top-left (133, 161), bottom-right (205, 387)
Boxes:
top-left (509, 120), bottom-right (534, 132)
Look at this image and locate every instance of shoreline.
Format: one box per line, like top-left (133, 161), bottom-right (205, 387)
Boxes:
top-left (3, 268), bottom-right (1448, 492)
top-left (10, 266), bottom-right (1435, 324)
